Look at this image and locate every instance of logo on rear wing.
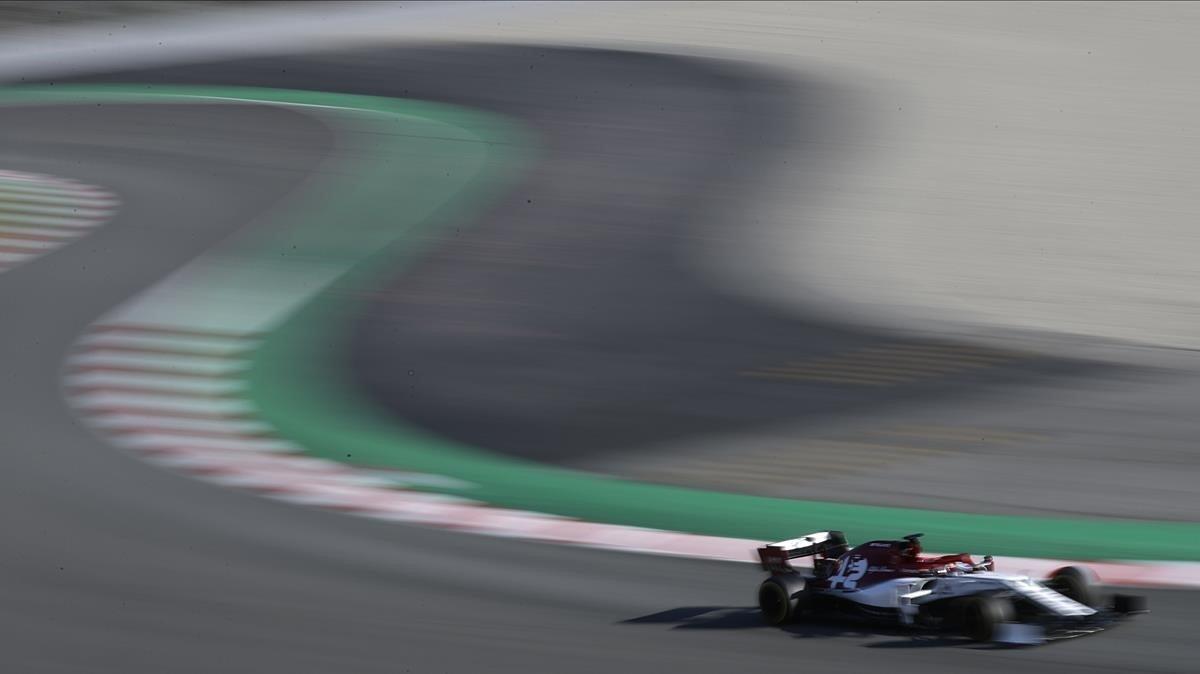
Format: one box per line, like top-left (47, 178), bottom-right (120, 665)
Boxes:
top-left (758, 546), bottom-right (793, 573)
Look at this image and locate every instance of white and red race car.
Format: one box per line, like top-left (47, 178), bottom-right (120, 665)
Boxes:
top-left (756, 531), bottom-right (1146, 644)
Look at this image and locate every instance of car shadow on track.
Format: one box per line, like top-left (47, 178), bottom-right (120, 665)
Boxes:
top-left (620, 606), bottom-right (998, 650)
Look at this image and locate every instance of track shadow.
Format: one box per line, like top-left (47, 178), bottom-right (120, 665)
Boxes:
top-left (621, 606), bottom-right (990, 649)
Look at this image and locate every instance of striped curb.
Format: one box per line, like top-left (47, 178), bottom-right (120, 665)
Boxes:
top-left (0, 169), bottom-right (119, 272)
top-left (65, 323), bottom-right (760, 558)
top-left (64, 322), bottom-right (1200, 589)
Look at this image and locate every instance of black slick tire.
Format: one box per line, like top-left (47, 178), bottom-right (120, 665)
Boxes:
top-left (758, 577), bottom-right (803, 625)
top-left (1048, 566), bottom-right (1098, 608)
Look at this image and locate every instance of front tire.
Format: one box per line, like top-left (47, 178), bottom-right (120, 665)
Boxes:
top-left (1047, 566), bottom-right (1098, 607)
top-left (960, 595), bottom-right (1015, 642)
top-left (758, 577), bottom-right (804, 625)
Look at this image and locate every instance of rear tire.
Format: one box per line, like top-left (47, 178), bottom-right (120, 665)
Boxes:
top-left (960, 595), bottom-right (1015, 642)
top-left (758, 577), bottom-right (804, 625)
top-left (1047, 566), bottom-right (1098, 607)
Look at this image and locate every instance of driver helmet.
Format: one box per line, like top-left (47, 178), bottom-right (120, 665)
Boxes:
top-left (902, 533), bottom-right (924, 558)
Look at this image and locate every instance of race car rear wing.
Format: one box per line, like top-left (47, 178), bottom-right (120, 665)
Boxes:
top-left (757, 531), bottom-right (849, 572)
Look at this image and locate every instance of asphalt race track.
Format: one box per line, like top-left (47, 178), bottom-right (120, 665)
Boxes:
top-left (0, 46), bottom-right (1194, 673)
top-left (63, 46), bottom-right (1200, 524)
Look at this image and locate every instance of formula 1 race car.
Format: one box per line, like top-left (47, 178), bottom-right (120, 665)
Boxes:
top-left (756, 531), bottom-right (1147, 644)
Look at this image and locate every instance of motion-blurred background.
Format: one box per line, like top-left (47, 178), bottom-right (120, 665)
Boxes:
top-left (1, 2), bottom-right (1197, 672)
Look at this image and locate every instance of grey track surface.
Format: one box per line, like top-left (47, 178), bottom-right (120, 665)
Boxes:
top-left (0, 48), bottom-right (1192, 672)
top-left (72, 46), bottom-right (1200, 521)
top-left (330, 46), bottom-right (1199, 522)
top-left (0, 2), bottom-right (252, 31)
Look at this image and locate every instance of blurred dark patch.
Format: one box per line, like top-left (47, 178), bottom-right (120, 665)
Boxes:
top-left (57, 45), bottom-right (1126, 471)
top-left (621, 605), bottom-right (979, 648)
top-left (622, 606), bottom-right (764, 630)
